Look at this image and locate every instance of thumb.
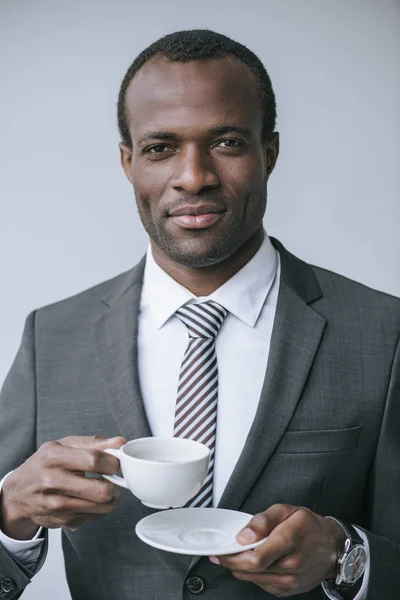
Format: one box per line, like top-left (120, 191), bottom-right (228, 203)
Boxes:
top-left (236, 504), bottom-right (297, 545)
top-left (58, 435), bottom-right (126, 450)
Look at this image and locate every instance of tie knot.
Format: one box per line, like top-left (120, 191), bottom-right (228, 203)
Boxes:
top-left (175, 300), bottom-right (228, 339)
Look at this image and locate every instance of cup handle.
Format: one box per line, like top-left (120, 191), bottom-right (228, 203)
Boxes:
top-left (102, 448), bottom-right (129, 489)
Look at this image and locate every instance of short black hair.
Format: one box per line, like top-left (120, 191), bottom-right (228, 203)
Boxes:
top-left (117, 29), bottom-right (277, 148)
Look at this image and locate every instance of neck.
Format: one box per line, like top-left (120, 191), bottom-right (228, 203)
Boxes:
top-left (151, 227), bottom-right (265, 296)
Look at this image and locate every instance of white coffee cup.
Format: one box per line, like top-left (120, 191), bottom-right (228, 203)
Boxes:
top-left (102, 437), bottom-right (210, 509)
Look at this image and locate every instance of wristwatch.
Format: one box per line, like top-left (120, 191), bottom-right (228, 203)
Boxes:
top-left (326, 517), bottom-right (368, 588)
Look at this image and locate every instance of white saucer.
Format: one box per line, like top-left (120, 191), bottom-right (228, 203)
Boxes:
top-left (135, 508), bottom-right (268, 556)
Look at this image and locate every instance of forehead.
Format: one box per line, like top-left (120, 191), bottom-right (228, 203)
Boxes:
top-left (125, 55), bottom-right (263, 140)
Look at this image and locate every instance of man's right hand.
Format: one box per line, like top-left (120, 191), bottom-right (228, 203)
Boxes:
top-left (0, 435), bottom-right (126, 540)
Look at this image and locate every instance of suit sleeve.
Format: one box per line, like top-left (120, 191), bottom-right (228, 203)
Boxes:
top-left (0, 311), bottom-right (48, 599)
top-left (362, 332), bottom-right (400, 599)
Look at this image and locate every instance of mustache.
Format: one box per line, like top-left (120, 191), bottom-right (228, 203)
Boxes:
top-left (164, 195), bottom-right (228, 216)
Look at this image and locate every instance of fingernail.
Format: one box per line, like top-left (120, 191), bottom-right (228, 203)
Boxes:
top-left (237, 528), bottom-right (257, 543)
top-left (209, 556), bottom-right (220, 564)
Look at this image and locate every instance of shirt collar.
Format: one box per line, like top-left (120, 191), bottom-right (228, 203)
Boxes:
top-left (141, 231), bottom-right (278, 329)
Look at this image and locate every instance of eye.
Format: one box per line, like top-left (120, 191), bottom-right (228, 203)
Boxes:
top-left (142, 144), bottom-right (176, 161)
top-left (215, 139), bottom-right (243, 149)
top-left (145, 144), bottom-right (172, 154)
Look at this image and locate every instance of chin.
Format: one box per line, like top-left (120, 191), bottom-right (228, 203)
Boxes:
top-left (163, 238), bottom-right (239, 269)
top-left (172, 254), bottom-right (226, 269)
top-left (149, 219), bottom-right (248, 268)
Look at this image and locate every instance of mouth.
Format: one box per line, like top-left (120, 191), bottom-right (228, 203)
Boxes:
top-left (168, 204), bottom-right (225, 230)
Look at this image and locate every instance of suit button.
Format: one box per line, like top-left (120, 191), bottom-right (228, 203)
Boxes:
top-left (0, 577), bottom-right (16, 595)
top-left (185, 576), bottom-right (206, 594)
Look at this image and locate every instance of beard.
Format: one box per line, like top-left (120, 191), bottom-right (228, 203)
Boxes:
top-left (135, 187), bottom-right (267, 268)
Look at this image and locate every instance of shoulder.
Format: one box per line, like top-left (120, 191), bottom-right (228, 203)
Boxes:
top-left (33, 258), bottom-right (145, 329)
top-left (274, 237), bottom-right (400, 333)
top-left (308, 264), bottom-right (400, 348)
top-left (312, 263), bottom-right (400, 317)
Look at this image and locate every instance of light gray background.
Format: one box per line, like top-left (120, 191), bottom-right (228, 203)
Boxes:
top-left (1, 0), bottom-right (399, 597)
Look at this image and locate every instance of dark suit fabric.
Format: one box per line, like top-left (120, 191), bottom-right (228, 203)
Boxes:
top-left (1, 239), bottom-right (399, 599)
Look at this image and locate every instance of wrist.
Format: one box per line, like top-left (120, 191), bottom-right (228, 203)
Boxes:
top-left (0, 474), bottom-right (39, 540)
top-left (324, 517), bottom-right (347, 579)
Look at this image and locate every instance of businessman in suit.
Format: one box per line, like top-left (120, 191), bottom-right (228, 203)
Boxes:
top-left (0, 29), bottom-right (399, 600)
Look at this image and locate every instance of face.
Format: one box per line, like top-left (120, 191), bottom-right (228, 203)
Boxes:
top-left (120, 55), bottom-right (279, 268)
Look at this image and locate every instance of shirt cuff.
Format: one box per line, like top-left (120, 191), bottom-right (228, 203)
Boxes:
top-left (0, 471), bottom-right (45, 568)
top-left (321, 526), bottom-right (370, 600)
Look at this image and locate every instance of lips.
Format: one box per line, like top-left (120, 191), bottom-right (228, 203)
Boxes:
top-left (170, 213), bottom-right (224, 229)
top-left (169, 204), bottom-right (225, 217)
top-left (168, 203), bottom-right (225, 230)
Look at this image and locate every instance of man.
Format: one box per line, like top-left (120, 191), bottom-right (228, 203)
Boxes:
top-left (0, 29), bottom-right (399, 600)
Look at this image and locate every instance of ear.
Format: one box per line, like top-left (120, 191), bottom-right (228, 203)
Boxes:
top-left (265, 132), bottom-right (280, 178)
top-left (119, 142), bottom-right (133, 184)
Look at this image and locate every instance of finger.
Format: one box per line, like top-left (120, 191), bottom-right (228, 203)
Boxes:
top-left (35, 512), bottom-right (102, 531)
top-left (40, 470), bottom-right (122, 504)
top-left (236, 504), bottom-right (298, 545)
top-left (210, 549), bottom-right (264, 572)
top-left (39, 494), bottom-right (120, 517)
top-left (264, 553), bottom-right (302, 575)
top-left (39, 443), bottom-right (121, 475)
top-left (58, 435), bottom-right (126, 451)
top-left (212, 525), bottom-right (294, 571)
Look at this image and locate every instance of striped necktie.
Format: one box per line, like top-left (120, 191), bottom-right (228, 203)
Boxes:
top-left (173, 300), bottom-right (228, 508)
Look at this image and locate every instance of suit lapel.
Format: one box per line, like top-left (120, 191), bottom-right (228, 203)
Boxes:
top-left (217, 281), bottom-right (326, 511)
top-left (188, 240), bottom-right (326, 571)
top-left (94, 258), bottom-right (152, 442)
top-left (217, 240), bottom-right (326, 511)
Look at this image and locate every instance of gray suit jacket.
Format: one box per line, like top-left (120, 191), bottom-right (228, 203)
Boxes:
top-left (1, 239), bottom-right (399, 600)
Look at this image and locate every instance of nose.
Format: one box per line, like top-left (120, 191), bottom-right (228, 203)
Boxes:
top-left (171, 147), bottom-right (220, 194)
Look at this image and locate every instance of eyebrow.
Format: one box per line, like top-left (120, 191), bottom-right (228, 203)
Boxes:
top-left (209, 126), bottom-right (252, 137)
top-left (137, 125), bottom-right (252, 145)
top-left (139, 132), bottom-right (178, 142)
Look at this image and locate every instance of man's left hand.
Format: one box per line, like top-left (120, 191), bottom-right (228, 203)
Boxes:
top-left (209, 504), bottom-right (346, 597)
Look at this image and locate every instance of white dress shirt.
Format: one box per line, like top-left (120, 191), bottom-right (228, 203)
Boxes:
top-left (138, 232), bottom-right (279, 506)
top-left (0, 232), bottom-right (369, 599)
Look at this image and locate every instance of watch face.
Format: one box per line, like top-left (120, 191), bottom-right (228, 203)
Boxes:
top-left (343, 545), bottom-right (367, 583)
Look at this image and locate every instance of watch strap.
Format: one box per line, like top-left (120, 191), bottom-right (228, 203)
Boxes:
top-left (325, 517), bottom-right (363, 546)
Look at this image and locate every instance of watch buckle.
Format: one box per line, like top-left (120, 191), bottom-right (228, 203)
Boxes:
top-left (335, 538), bottom-right (351, 585)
